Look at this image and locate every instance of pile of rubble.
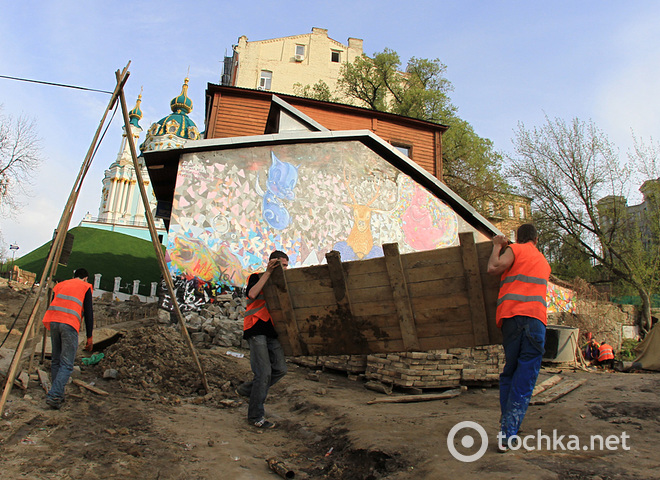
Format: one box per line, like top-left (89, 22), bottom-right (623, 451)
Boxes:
top-left (90, 325), bottom-right (241, 401)
top-left (157, 294), bottom-right (247, 349)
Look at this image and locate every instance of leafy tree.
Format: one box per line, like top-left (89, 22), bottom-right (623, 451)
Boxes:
top-left (441, 116), bottom-right (510, 206)
top-left (0, 106), bottom-right (42, 217)
top-left (294, 49), bottom-right (509, 206)
top-left (292, 80), bottom-right (337, 103)
top-left (337, 49), bottom-right (456, 122)
top-left (508, 115), bottom-right (658, 333)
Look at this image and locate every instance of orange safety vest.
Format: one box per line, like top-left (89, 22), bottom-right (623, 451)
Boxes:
top-left (243, 285), bottom-right (273, 332)
top-left (43, 278), bottom-right (92, 333)
top-left (496, 242), bottom-right (551, 327)
top-left (598, 343), bottom-right (614, 362)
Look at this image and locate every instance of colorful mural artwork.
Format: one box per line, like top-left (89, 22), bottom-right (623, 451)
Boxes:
top-left (256, 151), bottom-right (300, 230)
top-left (166, 141), bottom-right (464, 288)
top-left (546, 282), bottom-right (577, 314)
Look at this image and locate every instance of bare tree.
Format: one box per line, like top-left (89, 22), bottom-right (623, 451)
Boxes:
top-left (0, 106), bottom-right (42, 217)
top-left (509, 115), bottom-right (657, 334)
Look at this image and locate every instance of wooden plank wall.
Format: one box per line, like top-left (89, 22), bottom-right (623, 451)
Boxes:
top-left (263, 234), bottom-right (502, 356)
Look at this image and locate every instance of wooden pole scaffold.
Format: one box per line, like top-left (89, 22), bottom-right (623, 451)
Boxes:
top-left (0, 63), bottom-right (131, 417)
top-left (0, 63), bottom-right (208, 417)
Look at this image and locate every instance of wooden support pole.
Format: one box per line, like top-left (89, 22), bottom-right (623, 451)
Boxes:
top-left (0, 63), bottom-right (131, 418)
top-left (116, 72), bottom-right (208, 392)
top-left (383, 243), bottom-right (420, 351)
top-left (459, 232), bottom-right (490, 345)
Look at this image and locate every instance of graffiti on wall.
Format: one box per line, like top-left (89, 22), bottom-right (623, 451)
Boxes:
top-left (166, 141), bottom-right (465, 288)
top-left (159, 275), bottom-right (230, 314)
top-left (547, 282), bottom-right (577, 314)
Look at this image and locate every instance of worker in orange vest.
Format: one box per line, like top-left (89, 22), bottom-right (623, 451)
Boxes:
top-left (597, 341), bottom-right (615, 369)
top-left (236, 250), bottom-right (289, 429)
top-left (584, 337), bottom-right (600, 364)
top-left (488, 224), bottom-right (551, 452)
top-left (42, 268), bottom-right (94, 409)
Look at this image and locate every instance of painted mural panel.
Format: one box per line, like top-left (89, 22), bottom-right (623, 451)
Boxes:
top-left (166, 141), bottom-right (474, 289)
top-left (546, 281), bottom-right (577, 314)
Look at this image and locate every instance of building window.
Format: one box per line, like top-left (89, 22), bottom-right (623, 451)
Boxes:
top-left (519, 206), bottom-right (525, 220)
top-left (392, 144), bottom-right (411, 157)
top-left (510, 230), bottom-right (516, 242)
top-left (488, 202), bottom-right (495, 216)
top-left (259, 71), bottom-right (272, 90)
top-left (295, 44), bottom-right (305, 61)
top-left (331, 50), bottom-right (341, 63)
top-left (508, 205), bottom-right (514, 217)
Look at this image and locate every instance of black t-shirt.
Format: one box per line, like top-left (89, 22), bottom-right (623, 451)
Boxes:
top-left (243, 273), bottom-right (278, 340)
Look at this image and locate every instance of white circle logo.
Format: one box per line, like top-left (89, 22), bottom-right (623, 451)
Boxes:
top-left (447, 421), bottom-right (488, 462)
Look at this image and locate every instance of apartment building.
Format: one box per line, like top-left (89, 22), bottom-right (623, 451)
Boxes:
top-left (222, 27), bottom-right (363, 102)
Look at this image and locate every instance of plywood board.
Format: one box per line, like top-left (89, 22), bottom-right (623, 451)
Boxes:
top-left (263, 235), bottom-right (502, 355)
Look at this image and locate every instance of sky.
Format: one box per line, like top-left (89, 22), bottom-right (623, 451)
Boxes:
top-left (2, 1), bottom-right (660, 258)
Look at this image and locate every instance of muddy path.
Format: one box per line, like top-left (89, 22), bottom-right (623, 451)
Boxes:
top-left (1, 281), bottom-right (659, 479)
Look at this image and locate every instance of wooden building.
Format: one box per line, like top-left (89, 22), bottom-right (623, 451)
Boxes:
top-left (204, 84), bottom-right (447, 180)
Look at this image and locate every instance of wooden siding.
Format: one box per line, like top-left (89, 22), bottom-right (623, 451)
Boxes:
top-left (208, 93), bottom-right (271, 138)
top-left (205, 86), bottom-right (446, 180)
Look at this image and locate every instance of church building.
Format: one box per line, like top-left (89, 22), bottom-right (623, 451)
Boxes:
top-left (80, 78), bottom-right (201, 244)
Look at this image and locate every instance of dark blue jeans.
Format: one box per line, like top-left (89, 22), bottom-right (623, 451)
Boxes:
top-left (499, 316), bottom-right (545, 440)
top-left (48, 322), bottom-right (79, 402)
top-left (242, 335), bottom-right (287, 422)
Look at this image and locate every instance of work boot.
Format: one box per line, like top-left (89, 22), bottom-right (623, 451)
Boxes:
top-left (46, 397), bottom-right (62, 410)
top-left (253, 418), bottom-right (276, 429)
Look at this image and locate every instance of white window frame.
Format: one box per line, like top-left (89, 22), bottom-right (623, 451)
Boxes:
top-left (259, 70), bottom-right (272, 90)
top-left (519, 206), bottom-right (526, 220)
top-left (295, 45), bottom-right (305, 57)
top-left (331, 50), bottom-right (341, 63)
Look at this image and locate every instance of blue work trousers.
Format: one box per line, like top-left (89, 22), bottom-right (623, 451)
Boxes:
top-left (48, 322), bottom-right (79, 402)
top-left (242, 335), bottom-right (287, 422)
top-left (499, 316), bottom-right (545, 440)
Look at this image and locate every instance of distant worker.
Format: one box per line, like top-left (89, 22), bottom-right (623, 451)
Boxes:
top-left (597, 341), bottom-right (615, 369)
top-left (42, 268), bottom-right (94, 409)
top-left (584, 337), bottom-right (600, 363)
top-left (237, 250), bottom-right (289, 428)
top-left (487, 224), bottom-right (551, 452)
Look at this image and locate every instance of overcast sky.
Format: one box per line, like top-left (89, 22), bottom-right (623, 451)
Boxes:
top-left (2, 1), bottom-right (660, 257)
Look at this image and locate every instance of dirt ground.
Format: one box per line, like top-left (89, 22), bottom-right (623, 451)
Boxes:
top-left (1, 279), bottom-right (659, 480)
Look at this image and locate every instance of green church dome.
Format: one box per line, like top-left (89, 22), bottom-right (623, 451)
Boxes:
top-left (129, 93), bottom-right (143, 128)
top-left (140, 77), bottom-right (201, 153)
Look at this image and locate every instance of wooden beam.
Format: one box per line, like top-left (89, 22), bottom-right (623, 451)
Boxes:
top-left (325, 250), bottom-right (353, 311)
top-left (37, 369), bottom-right (51, 393)
top-left (14, 371), bottom-right (29, 390)
top-left (367, 388), bottom-right (461, 404)
top-left (459, 232), bottom-right (490, 345)
top-left (72, 379), bottom-right (109, 396)
top-left (530, 378), bottom-right (586, 405)
top-left (271, 265), bottom-right (304, 356)
top-left (383, 243), bottom-right (420, 351)
top-left (532, 375), bottom-right (563, 396)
